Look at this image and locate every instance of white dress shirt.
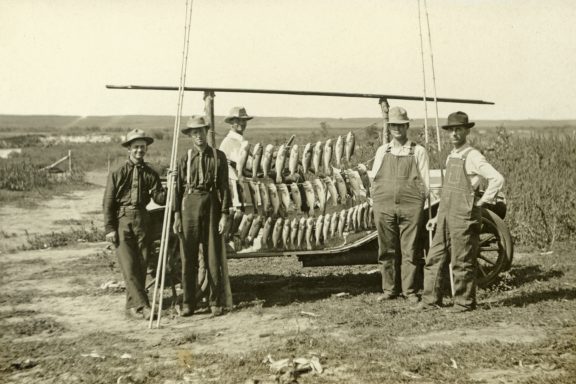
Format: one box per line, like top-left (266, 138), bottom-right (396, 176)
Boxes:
top-left (219, 130), bottom-right (247, 181)
top-left (369, 140), bottom-right (430, 195)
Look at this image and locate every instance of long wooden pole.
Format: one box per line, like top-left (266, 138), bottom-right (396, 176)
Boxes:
top-left (106, 85), bottom-right (494, 105)
top-left (379, 98), bottom-right (390, 145)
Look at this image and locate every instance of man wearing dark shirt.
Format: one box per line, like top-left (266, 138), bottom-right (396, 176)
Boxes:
top-left (103, 129), bottom-right (166, 320)
top-left (173, 116), bottom-right (232, 317)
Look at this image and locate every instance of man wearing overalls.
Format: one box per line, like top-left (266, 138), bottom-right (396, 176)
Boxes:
top-left (103, 129), bottom-right (166, 320)
top-left (173, 116), bottom-right (232, 317)
top-left (420, 111), bottom-right (504, 312)
top-left (370, 106), bottom-right (430, 302)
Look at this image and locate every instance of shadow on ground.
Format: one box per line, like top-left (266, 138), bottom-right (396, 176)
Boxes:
top-left (497, 287), bottom-right (576, 307)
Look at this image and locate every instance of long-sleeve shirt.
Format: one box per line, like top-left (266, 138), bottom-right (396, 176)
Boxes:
top-left (448, 144), bottom-right (504, 205)
top-left (103, 159), bottom-right (166, 233)
top-left (173, 145), bottom-right (231, 214)
top-left (369, 140), bottom-right (430, 195)
top-left (219, 130), bottom-right (247, 181)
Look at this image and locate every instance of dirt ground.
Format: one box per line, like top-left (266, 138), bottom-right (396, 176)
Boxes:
top-left (1, 172), bottom-right (575, 383)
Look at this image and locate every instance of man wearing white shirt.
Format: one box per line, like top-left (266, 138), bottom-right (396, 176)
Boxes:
top-left (370, 106), bottom-right (430, 302)
top-left (420, 111), bottom-right (504, 312)
top-left (219, 106), bottom-right (253, 207)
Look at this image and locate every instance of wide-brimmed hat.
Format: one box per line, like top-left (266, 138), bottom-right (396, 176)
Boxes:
top-left (122, 129), bottom-right (154, 147)
top-left (182, 115), bottom-right (210, 134)
top-left (442, 111), bottom-right (475, 129)
top-left (387, 106), bottom-right (410, 125)
top-left (224, 107), bottom-right (253, 124)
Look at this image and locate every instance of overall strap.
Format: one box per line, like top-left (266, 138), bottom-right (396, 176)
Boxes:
top-left (212, 146), bottom-right (218, 185)
top-left (409, 141), bottom-right (416, 156)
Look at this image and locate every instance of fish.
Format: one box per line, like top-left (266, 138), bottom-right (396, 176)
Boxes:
top-left (302, 181), bottom-right (316, 215)
top-left (345, 131), bottom-right (355, 163)
top-left (259, 182), bottom-right (270, 214)
top-left (334, 135), bottom-right (344, 168)
top-left (312, 141), bottom-right (323, 174)
top-left (251, 143), bottom-right (263, 179)
top-left (230, 210), bottom-right (244, 235)
top-left (239, 181), bottom-right (253, 208)
top-left (323, 139), bottom-right (333, 176)
top-left (238, 213), bottom-right (254, 242)
top-left (333, 171), bottom-right (348, 204)
top-left (323, 213), bottom-right (331, 243)
top-left (261, 217), bottom-right (273, 249)
top-left (315, 215), bottom-right (324, 246)
top-left (346, 207), bottom-right (355, 232)
top-left (290, 218), bottom-right (299, 248)
top-left (289, 183), bottom-right (302, 212)
top-left (305, 217), bottom-right (315, 250)
top-left (329, 212), bottom-right (339, 238)
top-left (249, 180), bottom-right (262, 208)
top-left (275, 144), bottom-right (287, 183)
top-left (313, 178), bottom-right (326, 213)
top-left (297, 217), bottom-right (306, 249)
top-left (338, 209), bottom-right (347, 236)
top-left (301, 143), bottom-right (313, 174)
top-left (261, 144), bottom-right (274, 178)
top-left (237, 141), bottom-right (251, 178)
top-left (288, 144), bottom-right (299, 179)
top-left (277, 183), bottom-right (292, 212)
top-left (362, 202), bottom-right (370, 229)
top-left (268, 183), bottom-right (280, 215)
top-left (346, 169), bottom-right (365, 199)
top-left (367, 205), bottom-right (374, 229)
top-left (356, 164), bottom-right (371, 197)
top-left (272, 217), bottom-right (284, 248)
top-left (324, 177), bottom-right (338, 207)
top-left (246, 215), bottom-right (262, 245)
top-left (282, 219), bottom-right (291, 249)
top-left (355, 204), bottom-right (364, 230)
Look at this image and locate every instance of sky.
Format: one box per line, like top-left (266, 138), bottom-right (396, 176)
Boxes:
top-left (1, 0), bottom-right (575, 120)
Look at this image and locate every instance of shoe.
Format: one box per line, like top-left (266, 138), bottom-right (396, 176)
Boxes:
top-left (446, 305), bottom-right (475, 313)
top-left (181, 304), bottom-right (194, 317)
top-left (126, 307), bottom-right (144, 319)
top-left (378, 292), bottom-right (399, 301)
top-left (405, 295), bottom-right (420, 304)
top-left (210, 306), bottom-right (223, 316)
top-left (413, 302), bottom-right (441, 312)
top-left (141, 306), bottom-right (156, 320)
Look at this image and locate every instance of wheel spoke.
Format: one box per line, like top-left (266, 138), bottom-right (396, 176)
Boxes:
top-left (480, 246), bottom-right (499, 252)
top-left (479, 234), bottom-right (497, 246)
top-left (478, 263), bottom-right (488, 277)
top-left (478, 254), bottom-right (497, 265)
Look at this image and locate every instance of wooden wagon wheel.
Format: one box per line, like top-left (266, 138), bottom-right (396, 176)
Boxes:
top-left (476, 208), bottom-right (514, 288)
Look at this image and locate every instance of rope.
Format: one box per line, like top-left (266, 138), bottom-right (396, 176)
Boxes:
top-left (150, 0), bottom-right (195, 328)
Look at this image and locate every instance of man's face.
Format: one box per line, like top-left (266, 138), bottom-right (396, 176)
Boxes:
top-left (447, 126), bottom-right (470, 148)
top-left (128, 139), bottom-right (148, 162)
top-left (232, 119), bottom-right (247, 135)
top-left (388, 123), bottom-right (409, 141)
top-left (188, 127), bottom-right (208, 147)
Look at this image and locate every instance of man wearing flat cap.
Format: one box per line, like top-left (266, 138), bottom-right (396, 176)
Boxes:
top-left (173, 116), bottom-right (232, 317)
top-left (219, 106), bottom-right (254, 207)
top-left (369, 106), bottom-right (430, 303)
top-left (103, 129), bottom-right (166, 320)
top-left (419, 111), bottom-right (504, 312)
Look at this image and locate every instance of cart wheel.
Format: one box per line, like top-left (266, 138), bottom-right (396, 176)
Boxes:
top-left (477, 208), bottom-right (514, 288)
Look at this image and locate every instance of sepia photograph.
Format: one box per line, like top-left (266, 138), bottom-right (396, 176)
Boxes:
top-left (1, 1), bottom-right (575, 383)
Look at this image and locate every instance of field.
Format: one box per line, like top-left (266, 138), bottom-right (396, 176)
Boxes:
top-left (1, 115), bottom-right (576, 383)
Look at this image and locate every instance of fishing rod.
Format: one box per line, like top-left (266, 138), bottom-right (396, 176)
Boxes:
top-left (106, 85), bottom-right (494, 105)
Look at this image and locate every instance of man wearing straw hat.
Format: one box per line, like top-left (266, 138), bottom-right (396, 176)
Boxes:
top-left (173, 115), bottom-right (232, 317)
top-left (419, 111), bottom-right (504, 312)
top-left (369, 106), bottom-right (430, 303)
top-left (103, 129), bottom-right (166, 320)
top-left (219, 106), bottom-right (254, 207)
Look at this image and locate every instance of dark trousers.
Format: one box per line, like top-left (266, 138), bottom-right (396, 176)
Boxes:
top-left (375, 204), bottom-right (425, 297)
top-left (180, 191), bottom-right (223, 308)
top-left (116, 209), bottom-right (150, 309)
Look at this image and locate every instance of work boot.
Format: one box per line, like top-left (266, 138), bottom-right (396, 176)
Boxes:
top-left (446, 304), bottom-right (475, 313)
top-left (210, 306), bottom-right (223, 317)
top-left (181, 303), bottom-right (194, 317)
top-left (405, 294), bottom-right (420, 304)
top-left (141, 306), bottom-right (155, 320)
top-left (378, 292), bottom-right (399, 301)
top-left (413, 302), bottom-right (441, 312)
top-left (126, 307), bottom-right (144, 320)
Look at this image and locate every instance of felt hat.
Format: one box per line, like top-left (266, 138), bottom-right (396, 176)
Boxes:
top-left (122, 129), bottom-right (154, 147)
top-left (442, 111), bottom-right (475, 129)
top-left (224, 107), bottom-right (253, 124)
top-left (182, 115), bottom-right (210, 134)
top-left (387, 106), bottom-right (410, 124)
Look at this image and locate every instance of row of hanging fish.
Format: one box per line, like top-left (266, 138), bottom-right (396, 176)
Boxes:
top-left (236, 132), bottom-right (356, 182)
top-left (227, 202), bottom-right (375, 251)
top-left (232, 167), bottom-right (370, 217)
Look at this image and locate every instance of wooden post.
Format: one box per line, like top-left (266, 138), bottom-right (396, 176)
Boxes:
top-left (68, 150), bottom-right (72, 175)
top-left (203, 91), bottom-right (216, 147)
top-left (379, 97), bottom-right (390, 145)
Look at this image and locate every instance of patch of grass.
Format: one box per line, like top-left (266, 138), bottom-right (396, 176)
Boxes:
top-left (23, 222), bottom-right (105, 250)
top-left (0, 290), bottom-right (39, 305)
top-left (1, 317), bottom-right (66, 337)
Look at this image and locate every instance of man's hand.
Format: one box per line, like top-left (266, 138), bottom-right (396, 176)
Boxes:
top-left (218, 214), bottom-right (229, 235)
top-left (426, 217), bottom-right (438, 232)
top-left (173, 213), bottom-right (182, 235)
top-left (357, 163), bottom-right (367, 173)
top-left (105, 231), bottom-right (117, 245)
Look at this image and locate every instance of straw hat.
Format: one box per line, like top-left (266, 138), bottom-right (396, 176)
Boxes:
top-left (181, 115), bottom-right (210, 134)
top-left (122, 129), bottom-right (154, 147)
top-left (387, 106), bottom-right (410, 124)
top-left (224, 107), bottom-right (253, 124)
top-left (442, 111), bottom-right (475, 129)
